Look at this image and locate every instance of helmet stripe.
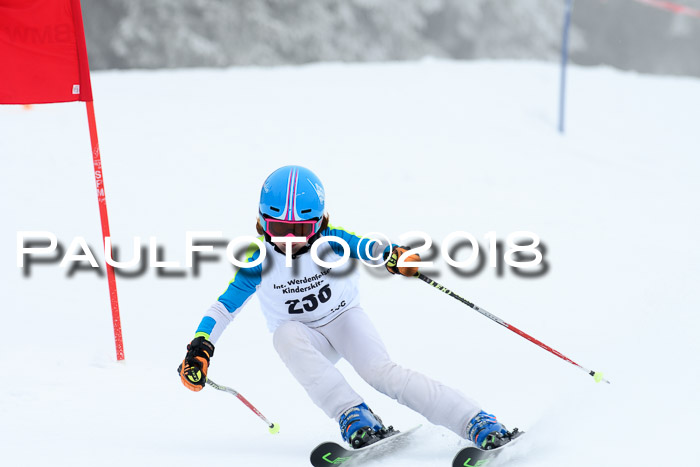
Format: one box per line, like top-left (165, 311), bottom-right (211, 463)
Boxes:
top-left (283, 167), bottom-right (294, 220)
top-left (287, 168), bottom-right (292, 220)
top-left (291, 169), bottom-right (299, 221)
top-left (286, 168), bottom-right (292, 220)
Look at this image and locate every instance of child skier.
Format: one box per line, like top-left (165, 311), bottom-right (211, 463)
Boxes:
top-left (179, 165), bottom-right (518, 450)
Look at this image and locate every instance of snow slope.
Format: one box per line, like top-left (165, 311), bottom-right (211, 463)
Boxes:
top-left (2, 60), bottom-right (699, 466)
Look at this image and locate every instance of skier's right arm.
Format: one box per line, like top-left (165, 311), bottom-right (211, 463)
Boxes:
top-left (179, 241), bottom-right (263, 391)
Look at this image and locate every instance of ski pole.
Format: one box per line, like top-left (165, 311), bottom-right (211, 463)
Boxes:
top-left (415, 273), bottom-right (610, 384)
top-left (206, 377), bottom-right (281, 434)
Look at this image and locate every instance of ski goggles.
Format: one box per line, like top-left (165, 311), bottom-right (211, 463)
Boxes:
top-left (264, 218), bottom-right (319, 241)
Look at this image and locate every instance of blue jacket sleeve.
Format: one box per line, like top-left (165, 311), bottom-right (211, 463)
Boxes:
top-left (218, 247), bottom-right (262, 313)
top-left (323, 225), bottom-right (393, 261)
top-left (193, 240), bottom-right (262, 342)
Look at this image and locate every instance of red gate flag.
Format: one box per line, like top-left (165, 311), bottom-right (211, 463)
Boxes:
top-left (1, 0), bottom-right (124, 360)
top-left (0, 0), bottom-right (93, 103)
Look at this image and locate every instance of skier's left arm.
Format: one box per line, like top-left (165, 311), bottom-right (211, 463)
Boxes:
top-left (324, 225), bottom-right (420, 276)
top-left (324, 225), bottom-right (386, 263)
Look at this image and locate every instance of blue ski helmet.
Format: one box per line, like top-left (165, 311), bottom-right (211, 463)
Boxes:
top-left (259, 165), bottom-right (326, 239)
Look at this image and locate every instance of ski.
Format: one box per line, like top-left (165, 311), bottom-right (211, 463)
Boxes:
top-left (309, 425), bottom-right (421, 466)
top-left (452, 431), bottom-right (524, 467)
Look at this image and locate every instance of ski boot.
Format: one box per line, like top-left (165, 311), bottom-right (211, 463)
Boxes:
top-left (466, 410), bottom-right (522, 450)
top-left (339, 403), bottom-right (395, 449)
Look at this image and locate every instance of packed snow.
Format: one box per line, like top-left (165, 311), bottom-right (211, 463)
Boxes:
top-left (2, 60), bottom-right (699, 466)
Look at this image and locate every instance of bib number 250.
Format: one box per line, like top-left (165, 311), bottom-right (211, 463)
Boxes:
top-left (285, 284), bottom-right (332, 314)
